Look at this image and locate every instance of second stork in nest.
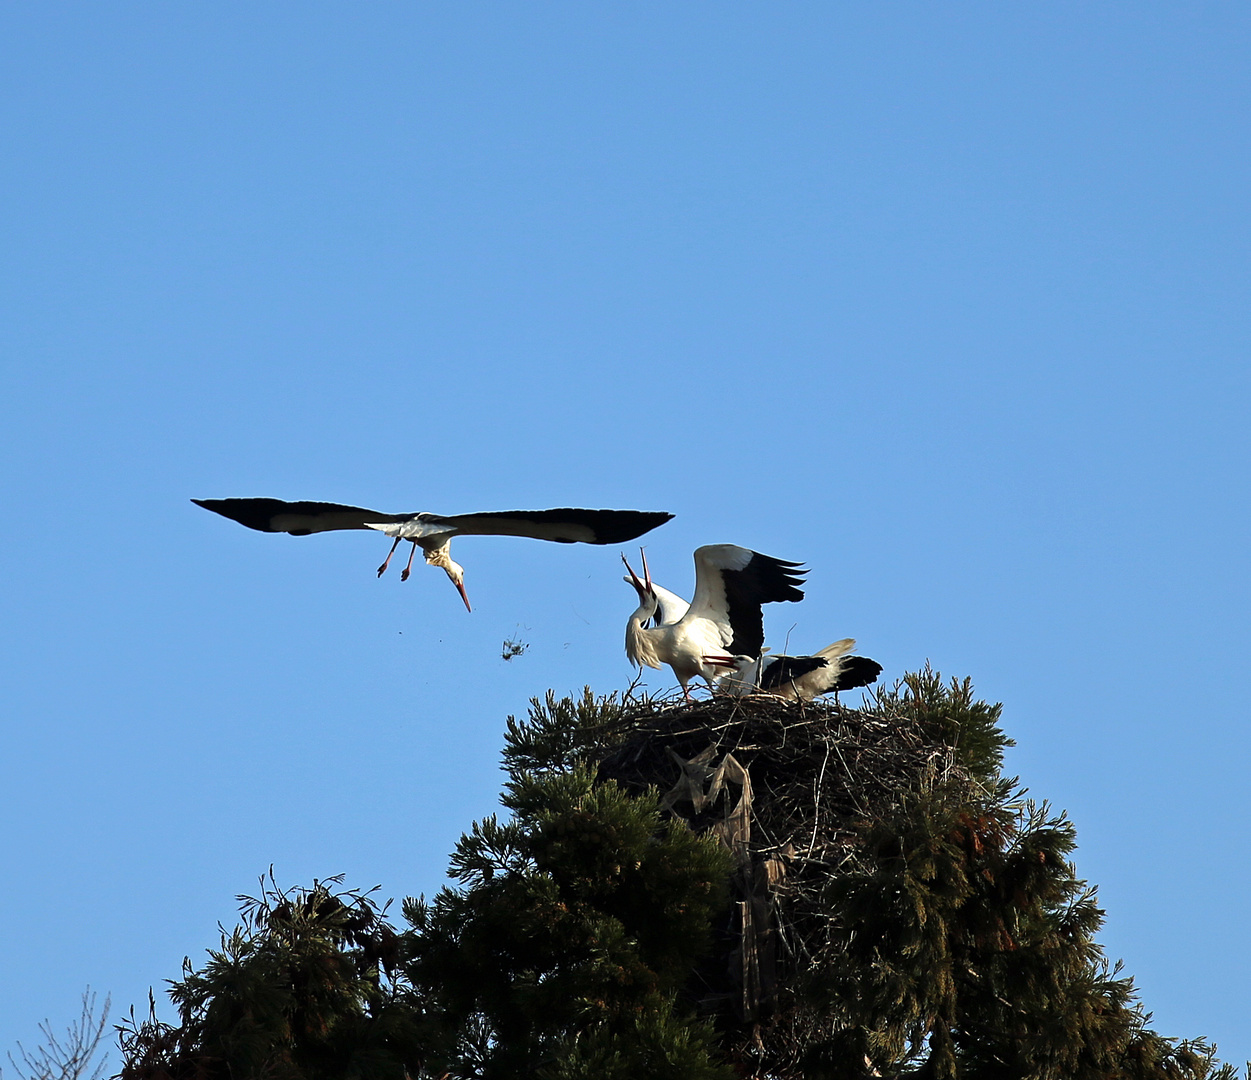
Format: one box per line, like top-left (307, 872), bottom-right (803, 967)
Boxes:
top-left (704, 641), bottom-right (882, 701)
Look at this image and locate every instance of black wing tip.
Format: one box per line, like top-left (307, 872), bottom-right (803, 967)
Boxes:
top-left (751, 551), bottom-right (807, 603)
top-left (193, 496), bottom-right (263, 510)
top-left (192, 496), bottom-right (239, 513)
top-left (579, 509), bottom-right (675, 545)
top-left (834, 656), bottom-right (883, 691)
top-left (192, 496), bottom-right (284, 532)
top-left (751, 552), bottom-right (807, 572)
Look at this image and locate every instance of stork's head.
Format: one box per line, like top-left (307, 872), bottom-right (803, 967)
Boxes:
top-left (621, 549), bottom-right (658, 620)
top-left (443, 558), bottom-right (471, 612)
top-left (701, 652), bottom-right (761, 698)
top-left (622, 549), bottom-right (663, 670)
top-left (424, 543), bottom-right (472, 612)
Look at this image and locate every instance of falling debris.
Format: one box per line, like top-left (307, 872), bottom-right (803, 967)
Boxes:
top-left (501, 635), bottom-right (530, 661)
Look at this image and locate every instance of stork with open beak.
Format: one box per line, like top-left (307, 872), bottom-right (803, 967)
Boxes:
top-left (622, 544), bottom-right (806, 701)
top-left (194, 498), bottom-right (673, 612)
top-left (622, 573), bottom-right (690, 628)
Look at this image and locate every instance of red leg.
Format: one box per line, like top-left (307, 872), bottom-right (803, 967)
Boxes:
top-left (400, 540), bottom-right (419, 581)
top-left (377, 536), bottom-right (402, 577)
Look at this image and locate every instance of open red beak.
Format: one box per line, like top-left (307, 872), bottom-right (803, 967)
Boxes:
top-left (621, 550), bottom-right (654, 600)
top-left (702, 654), bottom-right (738, 668)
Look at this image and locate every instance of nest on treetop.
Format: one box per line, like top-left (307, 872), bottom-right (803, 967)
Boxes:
top-left (593, 686), bottom-right (970, 1073)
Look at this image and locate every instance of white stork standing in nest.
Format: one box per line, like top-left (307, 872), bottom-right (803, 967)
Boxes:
top-left (622, 545), bottom-right (806, 701)
top-left (194, 498), bottom-right (673, 611)
top-left (625, 570), bottom-right (882, 701)
top-left (703, 640), bottom-right (883, 701)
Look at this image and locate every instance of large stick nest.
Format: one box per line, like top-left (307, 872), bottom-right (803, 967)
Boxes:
top-left (593, 688), bottom-right (966, 1074)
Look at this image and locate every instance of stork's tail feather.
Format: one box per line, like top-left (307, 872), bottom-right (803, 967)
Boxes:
top-left (832, 656), bottom-right (883, 692)
top-left (815, 638), bottom-right (856, 662)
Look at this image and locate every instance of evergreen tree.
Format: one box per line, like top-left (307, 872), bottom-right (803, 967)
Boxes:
top-left (804, 670), bottom-right (1236, 1080)
top-left (116, 875), bottom-right (426, 1080)
top-left (404, 696), bottom-right (736, 1079)
top-left (113, 679), bottom-right (1243, 1080)
top-left (586, 674), bottom-right (1239, 1079)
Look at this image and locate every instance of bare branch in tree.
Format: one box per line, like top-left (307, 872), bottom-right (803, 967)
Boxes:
top-left (4, 989), bottom-right (110, 1080)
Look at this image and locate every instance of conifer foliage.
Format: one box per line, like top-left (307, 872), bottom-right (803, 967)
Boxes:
top-left (405, 761), bottom-right (735, 1079)
top-left (591, 673), bottom-right (1238, 1079)
top-left (116, 875), bottom-right (425, 1080)
top-left (114, 677), bottom-right (1241, 1079)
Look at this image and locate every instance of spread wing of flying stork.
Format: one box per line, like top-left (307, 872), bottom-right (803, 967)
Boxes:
top-left (193, 497), bottom-right (674, 611)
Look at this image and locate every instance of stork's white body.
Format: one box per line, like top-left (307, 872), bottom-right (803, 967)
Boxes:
top-left (626, 604), bottom-right (734, 691)
top-left (634, 576), bottom-right (883, 701)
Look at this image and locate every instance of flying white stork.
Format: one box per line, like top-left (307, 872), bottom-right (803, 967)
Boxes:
top-left (193, 498), bottom-right (674, 611)
top-left (703, 640), bottom-right (883, 701)
top-left (622, 545), bottom-right (805, 700)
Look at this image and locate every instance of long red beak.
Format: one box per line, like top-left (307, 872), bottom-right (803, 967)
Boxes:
top-left (702, 654), bottom-right (738, 668)
top-left (455, 580), bottom-right (472, 612)
top-left (621, 551), bottom-right (654, 599)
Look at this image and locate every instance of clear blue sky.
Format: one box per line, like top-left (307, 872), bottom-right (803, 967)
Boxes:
top-left (2, 3), bottom-right (1249, 1067)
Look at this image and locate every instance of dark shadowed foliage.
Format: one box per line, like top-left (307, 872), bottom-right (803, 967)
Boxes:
top-left (113, 678), bottom-right (1242, 1079)
top-left (115, 875), bottom-right (426, 1080)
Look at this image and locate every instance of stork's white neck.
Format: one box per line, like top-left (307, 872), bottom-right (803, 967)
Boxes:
top-left (625, 612), bottom-right (663, 670)
top-left (422, 539), bottom-right (453, 568)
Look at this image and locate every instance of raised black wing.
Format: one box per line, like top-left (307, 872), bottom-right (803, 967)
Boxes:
top-left (689, 545), bottom-right (807, 659)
